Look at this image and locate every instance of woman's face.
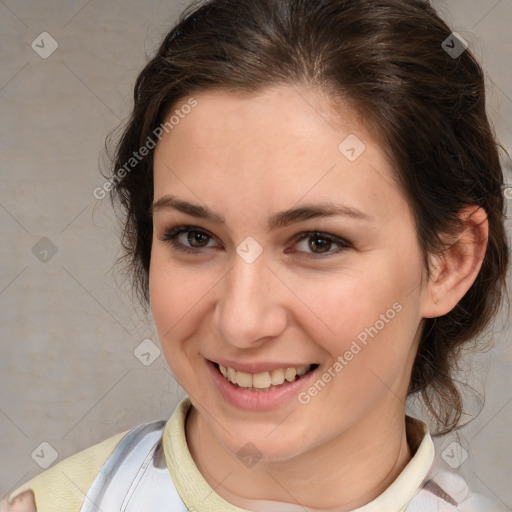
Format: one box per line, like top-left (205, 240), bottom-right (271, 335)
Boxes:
top-left (150, 85), bottom-right (430, 461)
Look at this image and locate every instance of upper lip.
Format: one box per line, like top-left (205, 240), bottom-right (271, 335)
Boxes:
top-left (209, 358), bottom-right (318, 374)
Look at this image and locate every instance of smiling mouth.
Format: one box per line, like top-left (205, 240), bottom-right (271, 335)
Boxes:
top-left (213, 362), bottom-right (319, 392)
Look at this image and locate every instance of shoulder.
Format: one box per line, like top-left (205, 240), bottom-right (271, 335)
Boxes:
top-left (7, 427), bottom-right (132, 512)
top-left (407, 468), bottom-right (510, 511)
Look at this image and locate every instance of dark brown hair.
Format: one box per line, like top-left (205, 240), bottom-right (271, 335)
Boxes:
top-left (107, 0), bottom-right (509, 433)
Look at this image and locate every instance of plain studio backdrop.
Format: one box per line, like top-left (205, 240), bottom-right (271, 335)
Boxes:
top-left (0, 0), bottom-right (511, 506)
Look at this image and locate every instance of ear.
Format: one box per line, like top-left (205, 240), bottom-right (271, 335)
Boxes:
top-left (421, 206), bottom-right (489, 319)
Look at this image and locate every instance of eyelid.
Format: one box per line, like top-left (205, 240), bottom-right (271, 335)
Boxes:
top-left (290, 230), bottom-right (350, 246)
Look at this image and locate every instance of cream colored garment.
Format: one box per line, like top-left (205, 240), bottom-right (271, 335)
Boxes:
top-left (163, 398), bottom-right (435, 512)
top-left (10, 397), bottom-right (435, 512)
top-left (9, 430), bottom-right (128, 511)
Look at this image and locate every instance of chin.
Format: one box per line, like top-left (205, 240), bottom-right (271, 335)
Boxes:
top-left (219, 425), bottom-right (310, 464)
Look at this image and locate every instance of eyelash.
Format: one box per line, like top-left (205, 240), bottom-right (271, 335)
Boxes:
top-left (158, 224), bottom-right (352, 260)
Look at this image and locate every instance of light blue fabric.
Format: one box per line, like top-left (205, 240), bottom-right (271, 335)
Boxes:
top-left (405, 463), bottom-right (509, 512)
top-left (79, 421), bottom-right (188, 512)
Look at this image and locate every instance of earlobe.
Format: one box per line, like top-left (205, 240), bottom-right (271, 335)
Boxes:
top-left (422, 206), bottom-right (489, 319)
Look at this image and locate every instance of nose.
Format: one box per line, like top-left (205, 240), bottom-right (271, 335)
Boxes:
top-left (212, 250), bottom-right (288, 349)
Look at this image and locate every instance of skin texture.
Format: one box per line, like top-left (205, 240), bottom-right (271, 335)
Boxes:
top-left (149, 85), bottom-right (488, 509)
top-left (1, 492), bottom-right (36, 512)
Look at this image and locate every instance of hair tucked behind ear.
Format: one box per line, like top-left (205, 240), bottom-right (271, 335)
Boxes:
top-left (106, 0), bottom-right (509, 434)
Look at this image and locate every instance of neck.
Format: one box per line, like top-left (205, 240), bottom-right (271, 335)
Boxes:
top-left (186, 401), bottom-right (412, 511)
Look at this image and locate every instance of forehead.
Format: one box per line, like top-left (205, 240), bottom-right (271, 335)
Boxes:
top-left (164, 86), bottom-right (369, 159)
top-left (153, 86), bottom-right (407, 224)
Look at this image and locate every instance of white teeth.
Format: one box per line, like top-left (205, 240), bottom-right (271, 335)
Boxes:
top-left (296, 365), bottom-right (309, 376)
top-left (252, 372), bottom-right (272, 388)
top-left (270, 368), bottom-right (285, 385)
top-left (227, 367), bottom-right (237, 382)
top-left (285, 367), bottom-right (297, 382)
top-left (218, 363), bottom-right (313, 390)
top-left (236, 371), bottom-right (252, 387)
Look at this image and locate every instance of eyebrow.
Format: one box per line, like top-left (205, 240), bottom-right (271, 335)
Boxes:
top-left (151, 195), bottom-right (373, 230)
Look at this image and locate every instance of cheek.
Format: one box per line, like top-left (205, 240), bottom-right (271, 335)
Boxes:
top-left (292, 254), bottom-right (423, 372)
top-left (149, 267), bottom-right (197, 390)
top-left (148, 247), bottom-right (221, 376)
top-left (149, 251), bottom-right (199, 355)
top-left (149, 243), bottom-right (210, 326)
top-left (298, 280), bottom-right (420, 431)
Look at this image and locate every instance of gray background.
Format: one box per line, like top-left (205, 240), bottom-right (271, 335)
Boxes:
top-left (1, 0), bottom-right (511, 507)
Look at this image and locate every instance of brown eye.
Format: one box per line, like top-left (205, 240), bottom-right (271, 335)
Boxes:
top-left (308, 235), bottom-right (332, 253)
top-left (291, 231), bottom-right (351, 259)
top-left (159, 225), bottom-right (220, 254)
top-left (187, 230), bottom-right (211, 247)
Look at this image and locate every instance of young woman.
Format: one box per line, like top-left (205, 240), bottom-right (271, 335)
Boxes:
top-left (3, 0), bottom-right (509, 510)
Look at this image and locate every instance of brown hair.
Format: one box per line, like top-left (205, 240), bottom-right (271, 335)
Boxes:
top-left (107, 0), bottom-right (509, 433)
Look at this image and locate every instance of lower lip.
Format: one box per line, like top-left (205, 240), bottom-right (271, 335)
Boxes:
top-left (207, 360), bottom-right (318, 411)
